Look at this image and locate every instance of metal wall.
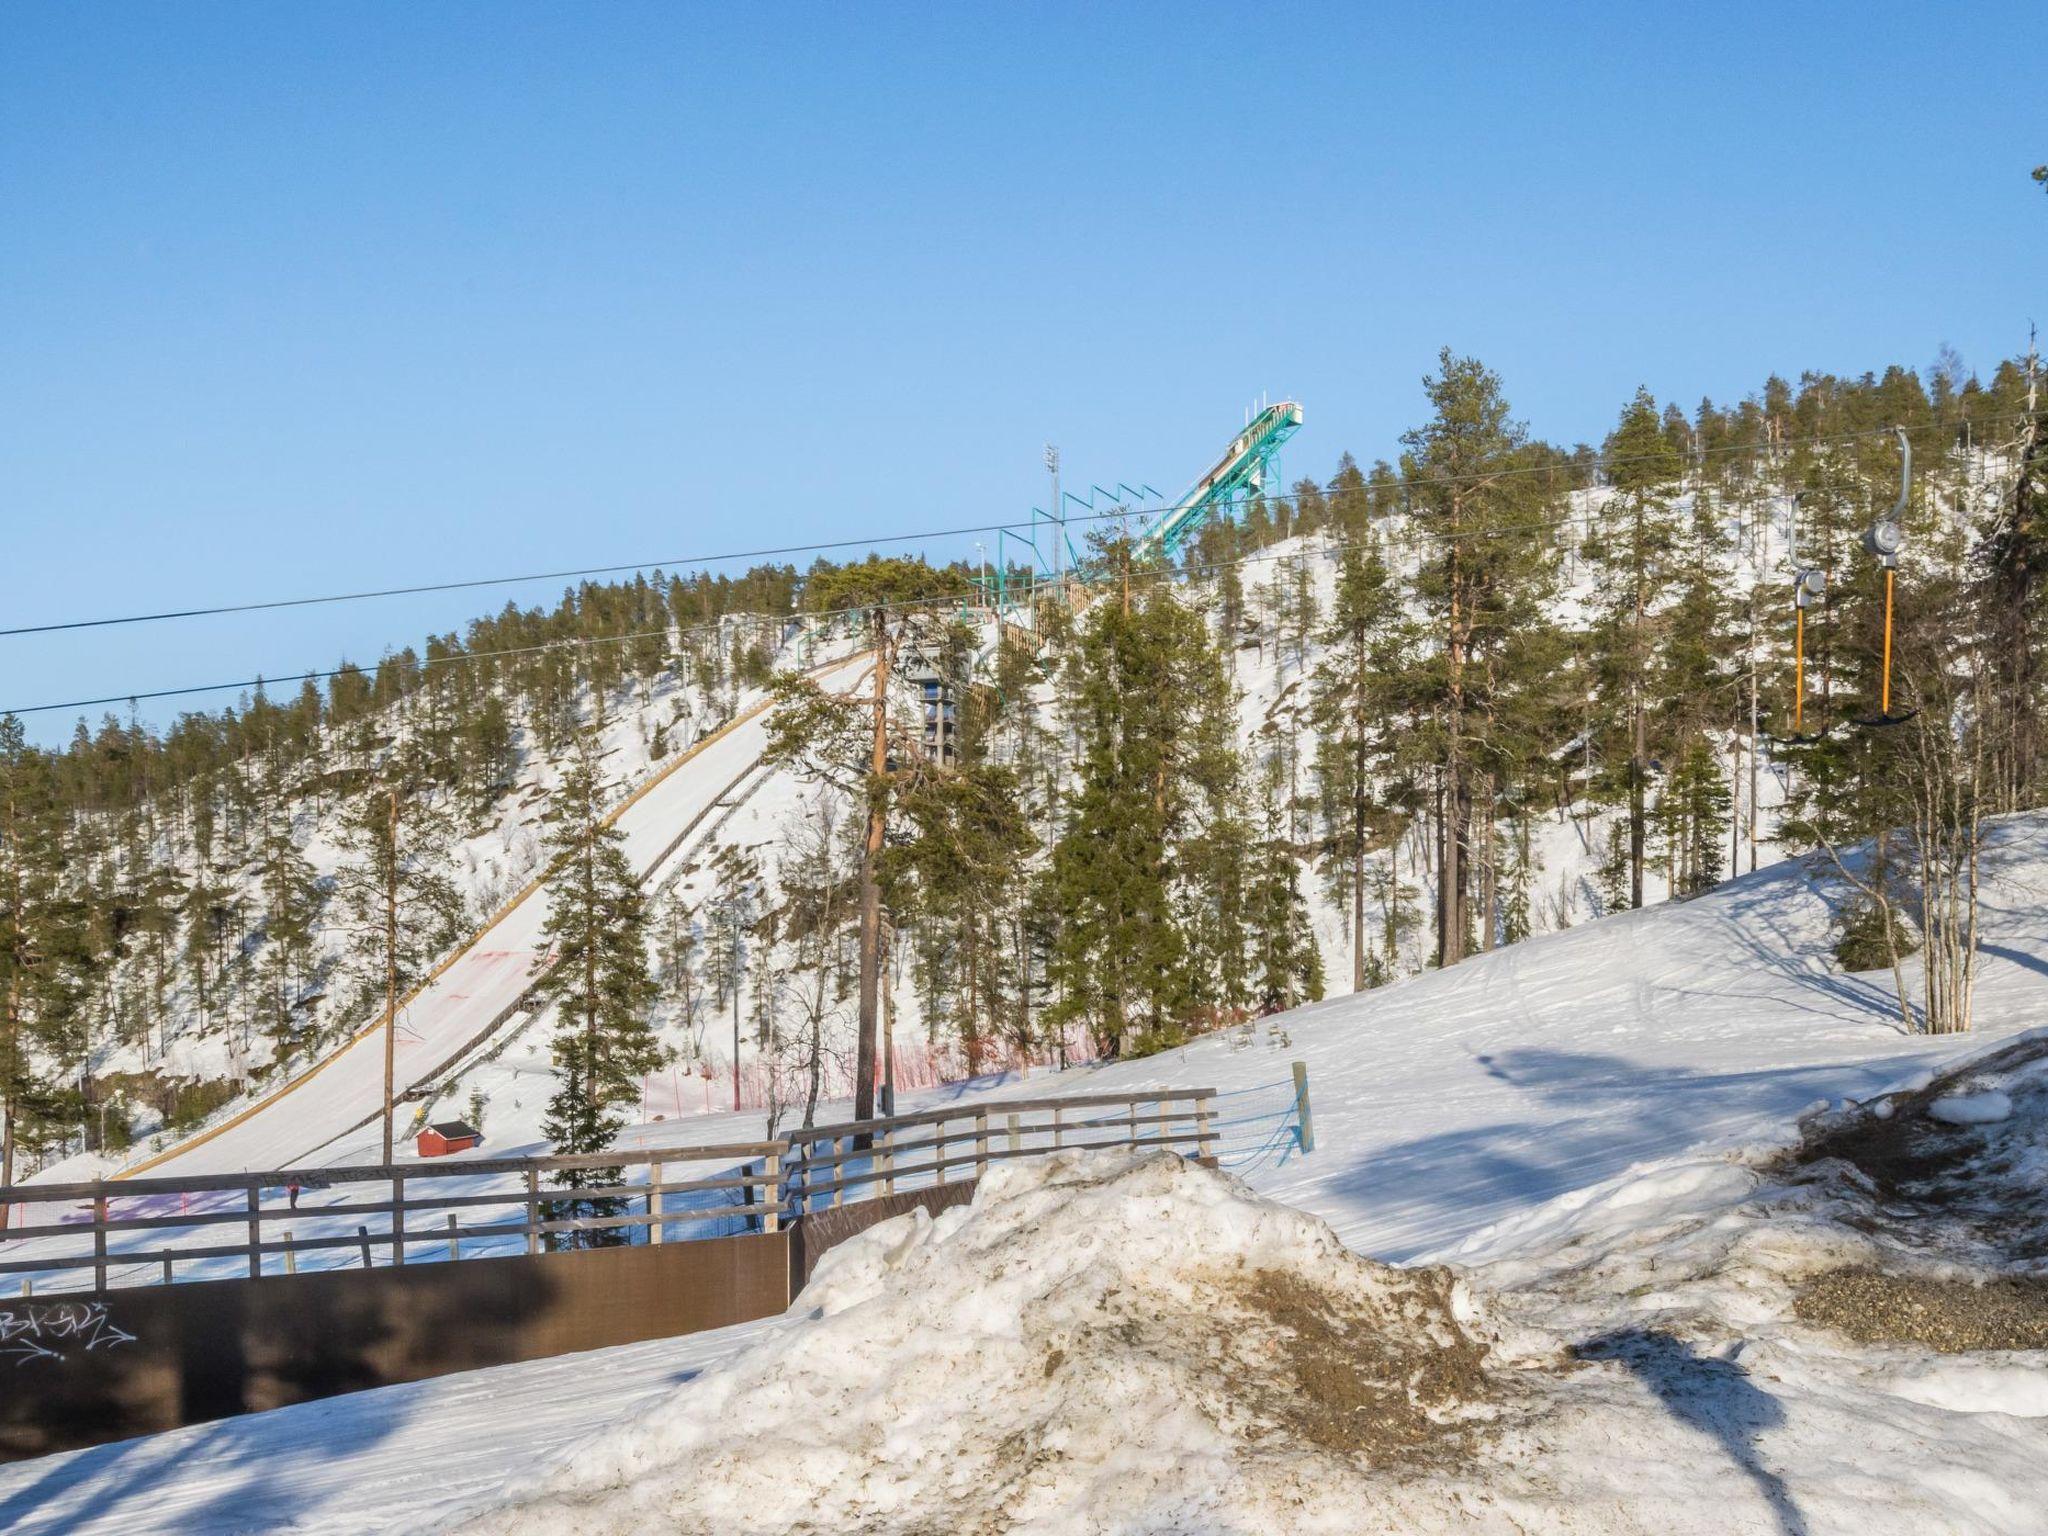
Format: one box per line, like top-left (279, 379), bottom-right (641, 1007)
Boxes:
top-left (788, 1181), bottom-right (977, 1292)
top-left (0, 1233), bottom-right (790, 1461)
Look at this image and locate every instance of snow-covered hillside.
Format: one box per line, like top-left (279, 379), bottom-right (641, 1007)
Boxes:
top-left (12, 1013), bottom-right (2044, 1534)
top-left (36, 447), bottom-right (2016, 1185)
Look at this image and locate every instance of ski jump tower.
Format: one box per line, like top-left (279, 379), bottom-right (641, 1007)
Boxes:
top-left (1133, 399), bottom-right (1304, 562)
top-left (987, 401), bottom-right (1305, 615)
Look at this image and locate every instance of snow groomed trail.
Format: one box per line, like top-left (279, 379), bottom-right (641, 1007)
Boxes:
top-left (121, 651), bottom-right (872, 1180)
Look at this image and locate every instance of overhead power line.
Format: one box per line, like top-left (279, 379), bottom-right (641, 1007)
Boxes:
top-left (0, 481), bottom-right (1974, 723)
top-left (3, 414), bottom-right (2027, 642)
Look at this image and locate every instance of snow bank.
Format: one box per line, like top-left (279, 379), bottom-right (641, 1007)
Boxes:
top-left (463, 1115), bottom-right (2048, 1536)
top-left (463, 1150), bottom-right (1531, 1534)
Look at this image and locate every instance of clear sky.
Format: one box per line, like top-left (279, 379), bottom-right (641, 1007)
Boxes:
top-left (3, 2), bottom-right (2042, 741)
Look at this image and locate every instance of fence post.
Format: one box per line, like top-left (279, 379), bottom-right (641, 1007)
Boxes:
top-left (246, 1185), bottom-right (261, 1279)
top-left (284, 1230), bottom-right (297, 1276)
top-left (1006, 1113), bottom-right (1020, 1156)
top-left (393, 1174), bottom-right (407, 1267)
top-left (1155, 1096), bottom-right (1168, 1146)
top-left (879, 1128), bottom-right (895, 1197)
top-left (935, 1118), bottom-right (948, 1187)
top-left (447, 1213), bottom-right (459, 1262)
top-left (1128, 1098), bottom-right (1138, 1149)
top-left (649, 1161), bottom-right (665, 1246)
top-left (160, 1255), bottom-right (172, 1287)
top-left (356, 1226), bottom-right (373, 1269)
top-left (763, 1154), bottom-right (780, 1234)
top-left (975, 1110), bottom-right (989, 1177)
top-left (19, 1278), bottom-right (29, 1298)
top-left (831, 1138), bottom-right (844, 1210)
top-left (1052, 1105), bottom-right (1063, 1150)
top-left (1197, 1098), bottom-right (1214, 1160)
top-left (1292, 1061), bottom-right (1315, 1154)
top-left (92, 1192), bottom-right (108, 1293)
top-left (525, 1167), bottom-right (541, 1256)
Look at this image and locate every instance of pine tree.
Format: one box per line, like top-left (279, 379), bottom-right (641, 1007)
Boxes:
top-left (253, 790), bottom-right (323, 1059)
top-left (532, 733), bottom-right (662, 1246)
top-left (1310, 541), bottom-right (1403, 990)
top-left (1585, 387), bottom-right (1685, 907)
top-left (332, 738), bottom-right (467, 1162)
top-left (1, 717), bottom-right (87, 1194)
top-left (703, 844), bottom-right (760, 1111)
top-left (1400, 350), bottom-right (1547, 964)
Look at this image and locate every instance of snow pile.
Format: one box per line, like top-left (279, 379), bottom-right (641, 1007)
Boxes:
top-left (464, 1149), bottom-right (1535, 1535)
top-left (464, 1039), bottom-right (2048, 1535)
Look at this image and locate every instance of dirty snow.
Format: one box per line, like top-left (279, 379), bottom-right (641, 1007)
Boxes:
top-left (465, 1077), bottom-right (2048, 1536)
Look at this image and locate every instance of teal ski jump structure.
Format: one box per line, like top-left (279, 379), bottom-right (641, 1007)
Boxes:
top-left (1134, 399), bottom-right (1304, 562)
top-left (984, 400), bottom-right (1304, 613)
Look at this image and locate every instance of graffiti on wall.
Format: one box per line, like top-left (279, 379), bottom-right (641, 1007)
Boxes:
top-left (0, 1301), bottom-right (136, 1364)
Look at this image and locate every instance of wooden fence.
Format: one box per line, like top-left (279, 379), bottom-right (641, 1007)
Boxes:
top-left (0, 1089), bottom-right (1219, 1297)
top-left (782, 1091), bottom-right (1218, 1212)
top-left (0, 1143), bottom-right (785, 1295)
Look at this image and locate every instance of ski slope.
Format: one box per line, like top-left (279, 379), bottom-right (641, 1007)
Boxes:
top-left (122, 651), bottom-right (871, 1180)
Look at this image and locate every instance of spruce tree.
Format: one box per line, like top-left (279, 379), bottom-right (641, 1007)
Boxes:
top-left (532, 732), bottom-right (662, 1246)
top-left (1042, 542), bottom-right (1207, 1054)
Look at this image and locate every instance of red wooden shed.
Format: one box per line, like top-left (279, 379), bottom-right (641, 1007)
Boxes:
top-left (417, 1121), bottom-right (480, 1158)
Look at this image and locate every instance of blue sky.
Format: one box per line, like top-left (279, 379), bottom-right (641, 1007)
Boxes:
top-left (3, 2), bottom-right (2042, 740)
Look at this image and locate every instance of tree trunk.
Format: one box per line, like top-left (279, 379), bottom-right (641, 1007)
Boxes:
top-left (855, 610), bottom-right (890, 1126)
top-left (1351, 729), bottom-right (1367, 992)
top-left (1478, 777), bottom-right (1497, 953)
top-left (382, 788), bottom-right (399, 1165)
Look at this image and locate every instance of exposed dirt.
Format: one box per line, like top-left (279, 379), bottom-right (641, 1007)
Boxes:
top-left (1208, 1265), bottom-right (1501, 1467)
top-left (1794, 1266), bottom-right (2048, 1352)
top-left (1778, 1032), bottom-right (2048, 1264)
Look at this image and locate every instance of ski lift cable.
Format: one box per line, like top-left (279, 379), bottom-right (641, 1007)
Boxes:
top-left (5, 416), bottom-right (2023, 641)
top-left (8, 428), bottom-right (2025, 721)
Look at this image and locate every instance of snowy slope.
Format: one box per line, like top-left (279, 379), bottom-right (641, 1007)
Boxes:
top-left (4, 814), bottom-right (2045, 1529)
top-left (15, 1029), bottom-right (2047, 1536)
top-left (105, 650), bottom-right (871, 1180)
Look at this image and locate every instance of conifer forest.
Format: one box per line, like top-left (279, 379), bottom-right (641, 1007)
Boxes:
top-left (3, 352), bottom-right (2043, 1179)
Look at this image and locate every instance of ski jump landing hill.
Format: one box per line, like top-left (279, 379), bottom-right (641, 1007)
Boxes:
top-left (117, 650), bottom-right (874, 1181)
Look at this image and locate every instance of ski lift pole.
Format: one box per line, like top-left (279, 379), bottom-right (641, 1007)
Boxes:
top-left (1789, 567), bottom-right (1826, 741)
top-left (1794, 603), bottom-right (1805, 735)
top-left (1857, 427), bottom-right (1911, 729)
top-left (1880, 565), bottom-right (1895, 718)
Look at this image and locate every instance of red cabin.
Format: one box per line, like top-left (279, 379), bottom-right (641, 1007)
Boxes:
top-left (417, 1121), bottom-right (480, 1158)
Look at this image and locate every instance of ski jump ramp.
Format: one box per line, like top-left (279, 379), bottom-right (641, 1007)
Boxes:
top-left (122, 652), bottom-right (871, 1180)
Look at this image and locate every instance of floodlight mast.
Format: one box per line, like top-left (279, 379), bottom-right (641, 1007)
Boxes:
top-left (1044, 444), bottom-right (1062, 585)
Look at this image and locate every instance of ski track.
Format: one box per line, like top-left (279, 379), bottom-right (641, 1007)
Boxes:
top-left (115, 652), bottom-right (872, 1181)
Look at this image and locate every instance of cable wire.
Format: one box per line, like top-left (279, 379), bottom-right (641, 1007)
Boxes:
top-left (8, 418), bottom-right (2030, 718)
top-left (6, 414), bottom-right (2026, 640)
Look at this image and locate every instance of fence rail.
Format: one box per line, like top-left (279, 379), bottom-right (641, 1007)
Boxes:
top-left (0, 1088), bottom-right (1225, 1296)
top-left (781, 1091), bottom-right (1218, 1213)
top-left (0, 1142), bottom-right (786, 1293)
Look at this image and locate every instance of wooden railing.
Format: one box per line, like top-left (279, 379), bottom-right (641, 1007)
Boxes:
top-left (781, 1090), bottom-right (1218, 1213)
top-left (0, 1143), bottom-right (785, 1294)
top-left (0, 1088), bottom-right (1219, 1295)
